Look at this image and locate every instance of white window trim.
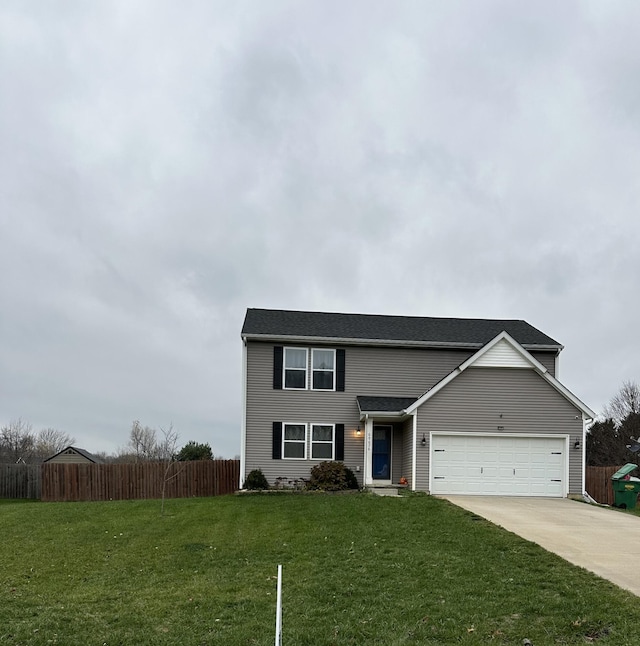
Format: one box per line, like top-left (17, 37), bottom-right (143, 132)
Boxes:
top-left (310, 423), bottom-right (335, 460)
top-left (282, 422), bottom-right (307, 460)
top-left (311, 348), bottom-right (336, 391)
top-left (283, 347), bottom-right (308, 390)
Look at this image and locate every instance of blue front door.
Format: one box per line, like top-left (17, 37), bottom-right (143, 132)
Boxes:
top-left (372, 426), bottom-right (392, 480)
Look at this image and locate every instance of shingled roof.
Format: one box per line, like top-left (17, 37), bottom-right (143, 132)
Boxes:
top-left (43, 446), bottom-right (104, 464)
top-left (357, 396), bottom-right (418, 413)
top-left (242, 309), bottom-right (561, 348)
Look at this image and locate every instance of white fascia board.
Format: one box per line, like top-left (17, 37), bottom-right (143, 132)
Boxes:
top-left (404, 331), bottom-right (594, 419)
top-left (243, 333), bottom-right (481, 349)
top-left (543, 372), bottom-right (596, 420)
top-left (358, 411), bottom-right (407, 420)
top-left (456, 331), bottom-right (548, 373)
top-left (241, 333), bottom-right (562, 352)
top-left (404, 368), bottom-right (462, 414)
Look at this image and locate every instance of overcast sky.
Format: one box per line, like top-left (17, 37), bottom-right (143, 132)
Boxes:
top-left (2, 1), bottom-right (639, 457)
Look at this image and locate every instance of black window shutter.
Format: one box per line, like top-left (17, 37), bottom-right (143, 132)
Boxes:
top-left (272, 422), bottom-right (282, 460)
top-left (336, 349), bottom-right (345, 391)
top-left (273, 346), bottom-right (283, 390)
top-left (335, 424), bottom-right (345, 461)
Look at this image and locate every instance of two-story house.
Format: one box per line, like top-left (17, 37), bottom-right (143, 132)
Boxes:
top-left (241, 308), bottom-right (594, 497)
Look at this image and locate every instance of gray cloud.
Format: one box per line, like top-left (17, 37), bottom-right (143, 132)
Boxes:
top-left (2, 1), bottom-right (640, 456)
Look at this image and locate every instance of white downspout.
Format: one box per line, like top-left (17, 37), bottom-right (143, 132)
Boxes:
top-left (582, 413), bottom-right (589, 498)
top-left (411, 412), bottom-right (417, 491)
top-left (240, 337), bottom-right (247, 489)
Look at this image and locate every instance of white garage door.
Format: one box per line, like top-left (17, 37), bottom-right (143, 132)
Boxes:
top-left (431, 435), bottom-right (566, 497)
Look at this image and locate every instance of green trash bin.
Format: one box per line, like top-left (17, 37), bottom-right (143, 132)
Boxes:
top-left (611, 464), bottom-right (640, 509)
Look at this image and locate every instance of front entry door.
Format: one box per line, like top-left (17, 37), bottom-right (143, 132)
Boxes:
top-left (372, 425), bottom-right (392, 481)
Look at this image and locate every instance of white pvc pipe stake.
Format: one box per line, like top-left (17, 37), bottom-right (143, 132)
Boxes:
top-left (275, 564), bottom-right (283, 646)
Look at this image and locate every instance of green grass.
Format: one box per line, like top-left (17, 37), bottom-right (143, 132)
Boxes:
top-left (1, 494), bottom-right (638, 645)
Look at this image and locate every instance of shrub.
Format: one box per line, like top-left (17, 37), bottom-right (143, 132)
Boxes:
top-left (243, 469), bottom-right (269, 490)
top-left (306, 461), bottom-right (359, 492)
top-left (175, 441), bottom-right (213, 461)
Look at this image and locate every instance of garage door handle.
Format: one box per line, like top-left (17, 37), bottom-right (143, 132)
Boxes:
top-left (551, 479), bottom-right (561, 482)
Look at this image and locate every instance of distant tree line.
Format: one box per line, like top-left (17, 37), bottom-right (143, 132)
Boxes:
top-left (587, 380), bottom-right (640, 467)
top-left (0, 418), bottom-right (215, 464)
top-left (0, 419), bottom-right (75, 464)
top-left (116, 421), bottom-right (213, 463)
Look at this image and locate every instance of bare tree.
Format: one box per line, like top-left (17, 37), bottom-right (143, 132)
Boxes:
top-left (157, 423), bottom-right (179, 462)
top-left (604, 380), bottom-right (640, 427)
top-left (113, 450), bottom-right (138, 463)
top-left (128, 420), bottom-right (159, 462)
top-left (159, 424), bottom-right (181, 516)
top-left (123, 420), bottom-right (182, 513)
top-left (0, 419), bottom-right (35, 463)
top-left (34, 428), bottom-right (76, 461)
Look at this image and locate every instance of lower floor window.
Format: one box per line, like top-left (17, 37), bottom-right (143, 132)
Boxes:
top-left (273, 421), bottom-right (344, 462)
top-left (283, 424), bottom-right (307, 459)
top-left (311, 424), bottom-right (335, 459)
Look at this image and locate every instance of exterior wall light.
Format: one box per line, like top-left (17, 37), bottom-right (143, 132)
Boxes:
top-left (574, 439), bottom-right (581, 449)
top-left (421, 434), bottom-right (427, 447)
top-left (355, 425), bottom-right (362, 437)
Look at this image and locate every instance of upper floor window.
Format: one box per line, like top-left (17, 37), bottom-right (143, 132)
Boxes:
top-left (274, 346), bottom-right (345, 392)
top-left (312, 349), bottom-right (335, 390)
top-left (284, 348), bottom-right (307, 389)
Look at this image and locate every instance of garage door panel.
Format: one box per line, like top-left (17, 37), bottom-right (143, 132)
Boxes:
top-left (431, 435), bottom-right (566, 497)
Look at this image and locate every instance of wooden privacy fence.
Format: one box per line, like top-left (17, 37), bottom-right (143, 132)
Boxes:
top-left (585, 465), bottom-right (626, 505)
top-left (0, 464), bottom-right (41, 499)
top-left (41, 459), bottom-right (239, 502)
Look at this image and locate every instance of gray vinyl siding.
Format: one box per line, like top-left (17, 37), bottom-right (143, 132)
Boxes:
top-left (346, 346), bottom-right (473, 396)
top-left (245, 341), bottom-right (360, 485)
top-left (46, 450), bottom-right (94, 464)
top-left (415, 367), bottom-right (583, 495)
top-left (244, 341), bottom-right (471, 485)
top-left (529, 351), bottom-right (557, 377)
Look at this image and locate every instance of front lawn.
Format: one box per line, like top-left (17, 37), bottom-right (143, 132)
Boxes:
top-left (0, 493), bottom-right (636, 644)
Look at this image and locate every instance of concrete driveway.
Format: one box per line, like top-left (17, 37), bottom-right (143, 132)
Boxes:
top-left (441, 496), bottom-right (640, 596)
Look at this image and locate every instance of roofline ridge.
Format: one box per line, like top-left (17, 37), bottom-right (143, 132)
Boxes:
top-left (246, 308), bottom-right (544, 325)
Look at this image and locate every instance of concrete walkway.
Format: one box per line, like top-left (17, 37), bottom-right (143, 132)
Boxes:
top-left (441, 496), bottom-right (640, 596)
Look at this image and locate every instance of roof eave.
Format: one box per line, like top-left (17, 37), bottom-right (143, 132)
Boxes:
top-left (242, 333), bottom-right (562, 351)
top-left (404, 333), bottom-right (593, 419)
top-left (358, 411), bottom-right (409, 420)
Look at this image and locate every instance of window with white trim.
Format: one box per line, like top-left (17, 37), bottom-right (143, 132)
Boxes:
top-left (284, 348), bottom-right (308, 389)
top-left (312, 349), bottom-right (335, 390)
top-left (311, 424), bottom-right (334, 460)
top-left (283, 423), bottom-right (307, 459)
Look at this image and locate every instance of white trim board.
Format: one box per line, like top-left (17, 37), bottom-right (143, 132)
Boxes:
top-left (403, 331), bottom-right (595, 420)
